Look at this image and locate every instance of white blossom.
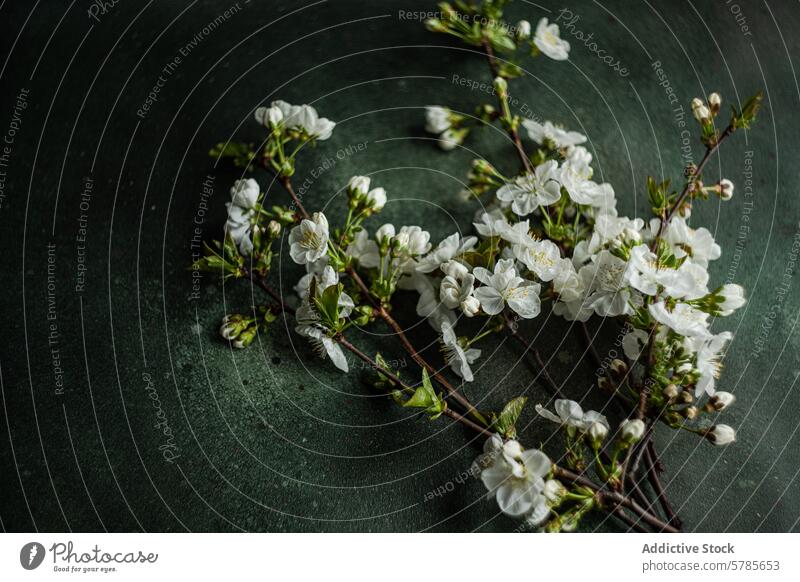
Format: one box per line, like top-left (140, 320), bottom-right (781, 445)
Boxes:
top-left (473, 208), bottom-right (510, 238)
top-left (535, 399), bottom-right (609, 431)
top-left (584, 251), bottom-right (638, 317)
top-left (346, 229), bottom-right (380, 268)
top-left (649, 301), bottom-right (710, 338)
top-left (513, 237), bottom-right (562, 281)
top-left (440, 322), bottom-right (481, 381)
top-left (522, 119), bottom-right (586, 149)
top-left (289, 212), bottom-right (330, 265)
top-left (656, 217), bottom-right (721, 267)
top-left (268, 100), bottom-right (335, 140)
top-left (416, 232), bottom-right (477, 273)
top-left (477, 436), bottom-right (552, 518)
top-left (425, 106), bottom-right (451, 134)
top-left (294, 266), bottom-right (353, 373)
top-left (473, 259), bottom-right (541, 319)
top-left (440, 273), bottom-right (479, 317)
top-left (684, 331), bottom-right (732, 396)
top-left (551, 258), bottom-right (585, 302)
top-left (395, 225), bottom-right (432, 257)
top-left (717, 283), bottom-right (746, 315)
top-left (496, 161), bottom-right (562, 216)
top-left (622, 328), bottom-right (649, 360)
top-left (225, 179), bottom-right (260, 247)
top-left (533, 18), bottom-right (571, 61)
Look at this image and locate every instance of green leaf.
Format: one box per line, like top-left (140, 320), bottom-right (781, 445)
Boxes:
top-left (403, 369), bottom-right (447, 420)
top-left (313, 283), bottom-right (343, 328)
top-left (491, 396), bottom-right (527, 439)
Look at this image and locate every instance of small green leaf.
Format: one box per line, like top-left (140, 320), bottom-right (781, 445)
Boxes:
top-left (492, 396), bottom-right (527, 439)
top-left (403, 369), bottom-right (447, 420)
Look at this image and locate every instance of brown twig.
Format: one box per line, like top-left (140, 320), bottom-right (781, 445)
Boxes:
top-left (552, 466), bottom-right (679, 533)
top-left (503, 312), bottom-right (562, 398)
top-left (645, 442), bottom-right (682, 529)
top-left (651, 124), bottom-right (735, 249)
top-left (480, 38), bottom-right (533, 174)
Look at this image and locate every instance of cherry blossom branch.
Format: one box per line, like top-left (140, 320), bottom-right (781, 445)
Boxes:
top-left (246, 270), bottom-right (675, 532)
top-left (551, 466), bottom-right (679, 533)
top-left (344, 264), bottom-right (487, 423)
top-left (651, 123), bottom-right (735, 248)
top-left (480, 38), bottom-right (533, 174)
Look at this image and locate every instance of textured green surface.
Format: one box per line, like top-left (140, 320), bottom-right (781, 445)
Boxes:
top-left (1, 0), bottom-right (799, 532)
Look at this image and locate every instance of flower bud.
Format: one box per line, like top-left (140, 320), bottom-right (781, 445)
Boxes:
top-left (543, 479), bottom-right (567, 504)
top-left (461, 296), bottom-right (481, 317)
top-left (620, 419), bottom-right (645, 443)
top-left (267, 106), bottom-right (283, 127)
top-left (693, 104), bottom-right (711, 124)
top-left (267, 220), bottom-right (281, 239)
top-left (708, 391), bottom-right (736, 411)
top-left (424, 18), bottom-right (446, 33)
top-left (515, 19), bottom-right (531, 40)
top-left (705, 424), bottom-right (736, 445)
top-left (366, 187), bottom-right (387, 211)
top-left (375, 223), bottom-right (396, 245)
top-left (610, 358), bottom-right (628, 377)
top-left (348, 175), bottom-right (371, 197)
top-left (663, 383), bottom-right (679, 400)
top-left (684, 406), bottom-right (699, 420)
top-left (679, 390), bottom-right (694, 404)
top-left (493, 76), bottom-right (508, 98)
top-left (717, 283), bottom-right (745, 315)
top-left (588, 421), bottom-right (608, 447)
top-left (691, 97), bottom-right (704, 112)
top-left (719, 178), bottom-right (734, 200)
top-left (708, 92), bottom-right (722, 114)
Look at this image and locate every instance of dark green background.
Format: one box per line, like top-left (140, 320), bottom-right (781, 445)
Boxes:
top-left (1, 0), bottom-right (799, 532)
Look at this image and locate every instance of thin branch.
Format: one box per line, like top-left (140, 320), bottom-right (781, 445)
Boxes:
top-left (480, 38), bottom-right (533, 174)
top-left (503, 313), bottom-right (562, 398)
top-left (645, 442), bottom-right (682, 530)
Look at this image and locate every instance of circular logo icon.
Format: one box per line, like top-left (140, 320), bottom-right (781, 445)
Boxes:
top-left (20, 542), bottom-right (46, 570)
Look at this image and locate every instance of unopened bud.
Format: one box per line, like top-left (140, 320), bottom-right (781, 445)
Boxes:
top-left (515, 19), bottom-right (531, 40)
top-left (664, 383), bottom-right (679, 400)
top-left (267, 220), bottom-right (281, 239)
top-left (708, 391), bottom-right (736, 411)
top-left (708, 92), bottom-right (722, 114)
top-left (684, 406), bottom-right (699, 420)
top-left (588, 421), bottom-right (608, 447)
top-left (679, 390), bottom-right (694, 404)
top-left (620, 419), bottom-right (645, 443)
top-left (543, 479), bottom-right (567, 504)
top-left (693, 104), bottom-right (712, 124)
top-left (719, 179), bottom-right (734, 200)
top-left (493, 76), bottom-right (508, 98)
top-left (348, 175), bottom-right (371, 197)
top-left (610, 358), bottom-right (628, 377)
top-left (705, 424), bottom-right (736, 446)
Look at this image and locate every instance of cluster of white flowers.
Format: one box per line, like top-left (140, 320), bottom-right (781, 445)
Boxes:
top-left (254, 100), bottom-right (335, 140)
